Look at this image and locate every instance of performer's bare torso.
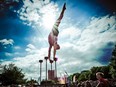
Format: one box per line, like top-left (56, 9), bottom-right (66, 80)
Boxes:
top-left (48, 32), bottom-right (58, 46)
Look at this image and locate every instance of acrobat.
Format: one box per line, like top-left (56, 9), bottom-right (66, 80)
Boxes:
top-left (48, 3), bottom-right (66, 61)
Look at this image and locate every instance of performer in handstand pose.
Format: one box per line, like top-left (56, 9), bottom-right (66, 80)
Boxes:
top-left (48, 3), bottom-right (66, 61)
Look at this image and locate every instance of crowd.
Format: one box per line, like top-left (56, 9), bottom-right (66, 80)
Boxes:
top-left (69, 72), bottom-right (116, 87)
top-left (70, 79), bottom-right (116, 87)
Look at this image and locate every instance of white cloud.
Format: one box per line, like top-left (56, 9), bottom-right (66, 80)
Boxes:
top-left (60, 26), bottom-right (81, 40)
top-left (17, 0), bottom-right (43, 26)
top-left (25, 44), bottom-right (48, 55)
top-left (14, 46), bottom-right (21, 50)
top-left (5, 52), bottom-right (12, 57)
top-left (27, 44), bottom-right (36, 50)
top-left (76, 15), bottom-right (116, 52)
top-left (0, 39), bottom-right (14, 45)
top-left (17, 0), bottom-right (58, 30)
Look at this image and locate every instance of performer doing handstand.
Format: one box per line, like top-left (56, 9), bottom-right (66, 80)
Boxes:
top-left (48, 3), bottom-right (66, 61)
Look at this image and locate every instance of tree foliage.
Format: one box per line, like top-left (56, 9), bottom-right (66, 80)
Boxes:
top-left (0, 63), bottom-right (26, 86)
top-left (26, 78), bottom-right (38, 86)
top-left (109, 45), bottom-right (116, 78)
top-left (78, 70), bottom-right (90, 81)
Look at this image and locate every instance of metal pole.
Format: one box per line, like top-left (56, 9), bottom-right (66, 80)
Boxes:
top-left (40, 63), bottom-right (41, 85)
top-left (50, 60), bottom-right (53, 80)
top-left (50, 60), bottom-right (53, 81)
top-left (39, 60), bottom-right (43, 85)
top-left (44, 57), bottom-right (48, 81)
top-left (54, 57), bottom-right (58, 80)
top-left (55, 61), bottom-right (57, 78)
top-left (46, 59), bottom-right (47, 81)
top-left (51, 62), bottom-right (52, 80)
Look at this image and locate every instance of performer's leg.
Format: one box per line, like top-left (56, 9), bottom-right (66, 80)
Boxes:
top-left (48, 45), bottom-right (52, 60)
top-left (58, 3), bottom-right (66, 21)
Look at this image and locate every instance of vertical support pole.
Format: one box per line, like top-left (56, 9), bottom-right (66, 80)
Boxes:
top-left (54, 58), bottom-right (58, 80)
top-left (39, 60), bottom-right (43, 85)
top-left (51, 62), bottom-right (52, 80)
top-left (40, 63), bottom-right (41, 84)
top-left (44, 57), bottom-right (48, 81)
top-left (50, 60), bottom-right (53, 80)
top-left (55, 61), bottom-right (57, 78)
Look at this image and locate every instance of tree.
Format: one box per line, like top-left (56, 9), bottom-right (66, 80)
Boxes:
top-left (78, 70), bottom-right (91, 81)
top-left (109, 45), bottom-right (116, 78)
top-left (68, 74), bottom-right (73, 82)
top-left (73, 73), bottom-right (80, 81)
top-left (0, 64), bottom-right (4, 86)
top-left (0, 63), bottom-right (26, 86)
top-left (26, 78), bottom-right (38, 86)
top-left (100, 65), bottom-right (111, 78)
top-left (90, 66), bottom-right (101, 80)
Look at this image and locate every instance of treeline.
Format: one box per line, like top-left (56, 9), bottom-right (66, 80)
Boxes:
top-left (0, 63), bottom-right (38, 86)
top-left (68, 45), bottom-right (116, 82)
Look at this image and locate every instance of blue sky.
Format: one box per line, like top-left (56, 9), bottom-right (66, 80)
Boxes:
top-left (0, 0), bottom-right (116, 80)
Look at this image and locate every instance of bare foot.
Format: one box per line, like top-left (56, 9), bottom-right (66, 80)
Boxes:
top-left (63, 3), bottom-right (66, 10)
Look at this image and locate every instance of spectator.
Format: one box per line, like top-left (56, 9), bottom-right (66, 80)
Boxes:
top-left (84, 81), bottom-right (92, 87)
top-left (96, 72), bottom-right (109, 87)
